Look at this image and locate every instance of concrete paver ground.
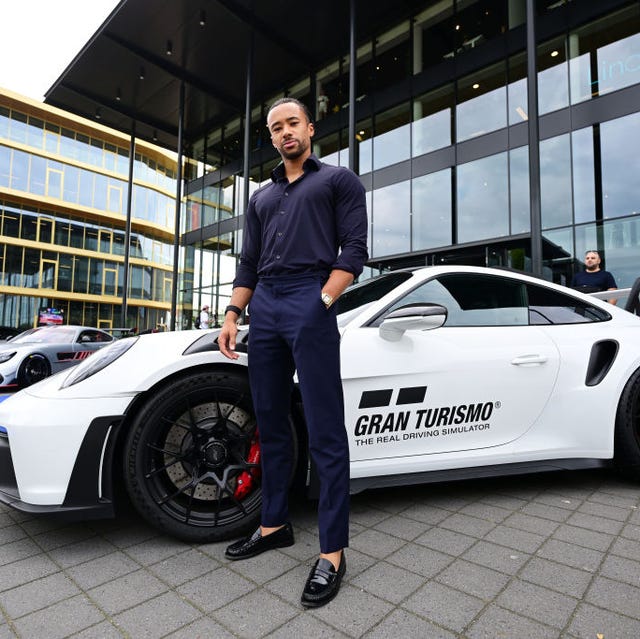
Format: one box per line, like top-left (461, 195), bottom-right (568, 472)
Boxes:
top-left (1, 468), bottom-right (639, 638)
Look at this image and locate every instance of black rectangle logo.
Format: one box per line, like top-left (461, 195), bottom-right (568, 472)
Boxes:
top-left (358, 389), bottom-right (393, 409)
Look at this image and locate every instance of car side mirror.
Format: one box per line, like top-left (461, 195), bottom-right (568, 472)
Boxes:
top-left (379, 303), bottom-right (447, 342)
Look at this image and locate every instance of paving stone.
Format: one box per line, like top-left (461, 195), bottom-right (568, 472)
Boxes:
top-left (537, 538), bottom-right (603, 572)
top-left (12, 595), bottom-right (104, 639)
top-left (520, 502), bottom-right (573, 522)
top-left (578, 500), bottom-right (631, 522)
top-left (587, 491), bottom-right (638, 510)
top-left (502, 512), bottom-right (559, 536)
top-left (0, 571), bottom-right (80, 618)
top-left (47, 537), bottom-right (117, 568)
top-left (0, 513), bottom-right (13, 527)
top-left (402, 580), bottom-right (484, 633)
top-left (222, 549), bottom-right (299, 585)
top-left (335, 547), bottom-right (378, 579)
top-left (32, 525), bottom-right (97, 551)
top-left (552, 524), bottom-right (615, 552)
top-left (113, 592), bottom-right (200, 639)
top-left (438, 513), bottom-right (496, 537)
top-left (372, 514), bottom-right (428, 541)
top-left (0, 538), bottom-right (42, 566)
top-left (351, 560), bottom-right (424, 604)
top-left (122, 536), bottom-right (190, 565)
top-left (599, 553), bottom-right (640, 588)
top-left (308, 584), bottom-right (393, 638)
top-left (264, 613), bottom-right (349, 638)
top-left (535, 492), bottom-right (582, 510)
top-left (69, 620), bottom-right (125, 638)
top-left (263, 563), bottom-right (314, 606)
top-left (164, 616), bottom-right (237, 638)
top-left (0, 554), bottom-right (60, 592)
top-left (477, 494), bottom-right (528, 510)
top-left (148, 548), bottom-right (220, 587)
top-left (457, 502), bottom-right (512, 523)
top-left (585, 576), bottom-right (640, 620)
top-left (519, 557), bottom-right (593, 598)
top-left (610, 536), bottom-right (640, 561)
top-left (363, 608), bottom-right (456, 639)
top-left (348, 501), bottom-right (392, 528)
top-left (277, 527), bottom-right (321, 561)
top-left (483, 524), bottom-right (546, 553)
top-left (349, 527), bottom-right (406, 559)
top-left (99, 523), bottom-right (159, 549)
top-left (496, 578), bottom-right (579, 628)
top-left (20, 517), bottom-right (74, 536)
top-left (87, 569), bottom-right (168, 615)
top-left (566, 511), bottom-right (624, 535)
top-left (212, 588), bottom-right (298, 639)
top-left (396, 503), bottom-right (451, 525)
top-left (0, 526), bottom-right (26, 545)
top-left (65, 551), bottom-right (140, 590)
top-left (568, 602), bottom-right (640, 639)
top-left (414, 526), bottom-right (476, 556)
top-left (620, 522), bottom-right (640, 541)
top-left (386, 543), bottom-right (454, 578)
top-left (462, 540), bottom-right (529, 575)
top-left (436, 559), bottom-right (510, 600)
top-left (177, 566), bottom-right (255, 612)
top-left (465, 603), bottom-right (555, 639)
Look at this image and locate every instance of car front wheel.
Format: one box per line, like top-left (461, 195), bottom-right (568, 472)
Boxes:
top-left (17, 354), bottom-right (51, 387)
top-left (123, 369), bottom-right (295, 543)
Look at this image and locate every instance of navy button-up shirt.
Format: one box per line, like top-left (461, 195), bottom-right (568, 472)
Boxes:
top-left (233, 155), bottom-right (369, 290)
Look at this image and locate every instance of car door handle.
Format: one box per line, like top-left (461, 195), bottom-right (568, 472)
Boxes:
top-left (511, 354), bottom-right (548, 366)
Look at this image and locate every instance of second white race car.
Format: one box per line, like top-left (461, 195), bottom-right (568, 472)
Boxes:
top-left (1, 265), bottom-right (639, 542)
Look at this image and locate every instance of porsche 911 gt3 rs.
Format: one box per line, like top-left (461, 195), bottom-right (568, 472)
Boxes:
top-left (1, 265), bottom-right (639, 543)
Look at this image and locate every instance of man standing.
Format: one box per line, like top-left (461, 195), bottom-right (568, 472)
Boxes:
top-left (218, 97), bottom-right (368, 607)
top-left (198, 305), bottom-right (210, 329)
top-left (571, 250), bottom-right (617, 304)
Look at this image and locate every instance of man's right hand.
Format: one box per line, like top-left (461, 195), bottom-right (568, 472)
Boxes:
top-left (218, 318), bottom-right (240, 359)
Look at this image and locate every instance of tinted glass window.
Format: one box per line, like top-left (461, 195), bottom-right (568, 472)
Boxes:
top-left (527, 283), bottom-right (610, 324)
top-left (335, 272), bottom-right (413, 317)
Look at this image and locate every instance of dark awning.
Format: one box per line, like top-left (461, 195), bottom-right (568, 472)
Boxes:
top-left (45, 0), bottom-right (427, 151)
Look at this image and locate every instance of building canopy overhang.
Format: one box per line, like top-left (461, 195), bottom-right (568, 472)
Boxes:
top-left (45, 0), bottom-right (429, 151)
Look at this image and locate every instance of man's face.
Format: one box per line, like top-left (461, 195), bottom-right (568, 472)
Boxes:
top-left (267, 103), bottom-right (314, 161)
top-left (584, 252), bottom-right (601, 271)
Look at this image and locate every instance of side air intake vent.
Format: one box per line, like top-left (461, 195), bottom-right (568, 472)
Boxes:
top-left (585, 340), bottom-right (619, 387)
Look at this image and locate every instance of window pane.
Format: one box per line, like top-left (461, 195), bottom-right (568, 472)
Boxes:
top-left (601, 112), bottom-right (640, 219)
top-left (457, 153), bottom-right (509, 243)
top-left (412, 169), bottom-right (452, 250)
top-left (538, 37), bottom-right (569, 114)
top-left (413, 84), bottom-right (453, 155)
top-left (509, 146), bottom-right (530, 234)
top-left (572, 127), bottom-right (595, 224)
top-left (540, 134), bottom-right (572, 229)
top-left (373, 104), bottom-right (411, 170)
top-left (372, 180), bottom-right (410, 258)
top-left (508, 52), bottom-right (528, 125)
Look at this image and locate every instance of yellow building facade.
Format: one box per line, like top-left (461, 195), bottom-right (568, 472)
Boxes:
top-left (0, 89), bottom-right (178, 332)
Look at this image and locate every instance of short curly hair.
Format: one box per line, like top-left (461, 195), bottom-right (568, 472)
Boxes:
top-left (267, 97), bottom-right (313, 124)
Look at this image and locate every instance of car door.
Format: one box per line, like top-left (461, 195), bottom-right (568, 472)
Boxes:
top-left (341, 272), bottom-right (560, 462)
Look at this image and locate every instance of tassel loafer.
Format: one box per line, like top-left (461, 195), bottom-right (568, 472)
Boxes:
top-left (301, 553), bottom-right (346, 608)
top-left (224, 522), bottom-right (294, 560)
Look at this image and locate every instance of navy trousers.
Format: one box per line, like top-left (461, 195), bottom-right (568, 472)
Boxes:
top-left (248, 273), bottom-right (349, 553)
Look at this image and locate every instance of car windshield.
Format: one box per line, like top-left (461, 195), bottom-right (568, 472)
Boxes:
top-left (11, 327), bottom-right (76, 344)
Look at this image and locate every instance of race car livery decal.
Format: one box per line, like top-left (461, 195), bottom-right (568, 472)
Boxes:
top-left (352, 386), bottom-right (500, 446)
top-left (56, 351), bottom-right (94, 362)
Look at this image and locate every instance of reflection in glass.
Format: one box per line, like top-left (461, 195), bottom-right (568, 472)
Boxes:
top-left (571, 127), bottom-right (595, 224)
top-left (412, 85), bottom-right (453, 155)
top-left (601, 112), bottom-right (640, 220)
top-left (507, 52), bottom-right (528, 126)
top-left (372, 181), bottom-right (410, 258)
top-left (538, 37), bottom-right (569, 114)
top-left (373, 104), bottom-right (410, 170)
top-left (509, 146), bottom-right (530, 234)
top-left (456, 62), bottom-right (507, 142)
top-left (412, 169), bottom-right (452, 250)
top-left (540, 134), bottom-right (572, 229)
top-left (457, 153), bottom-right (509, 243)
top-left (542, 228), bottom-right (573, 286)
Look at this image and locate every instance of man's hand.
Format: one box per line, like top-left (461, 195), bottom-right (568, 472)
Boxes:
top-left (218, 317), bottom-right (240, 359)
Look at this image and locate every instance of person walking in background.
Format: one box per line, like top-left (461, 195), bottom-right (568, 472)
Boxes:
top-left (198, 305), bottom-right (210, 329)
top-left (218, 97), bottom-right (368, 608)
top-left (571, 250), bottom-right (618, 304)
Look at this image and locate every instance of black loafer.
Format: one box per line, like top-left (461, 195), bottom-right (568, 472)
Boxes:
top-left (225, 522), bottom-right (294, 560)
top-left (301, 553), bottom-right (346, 608)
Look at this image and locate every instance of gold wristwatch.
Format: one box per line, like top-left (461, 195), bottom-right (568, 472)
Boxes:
top-left (321, 292), bottom-right (334, 308)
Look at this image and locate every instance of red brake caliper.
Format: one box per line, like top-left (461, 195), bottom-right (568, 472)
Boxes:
top-left (234, 429), bottom-right (261, 500)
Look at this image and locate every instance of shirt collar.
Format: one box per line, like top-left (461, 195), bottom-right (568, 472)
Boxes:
top-left (271, 154), bottom-right (321, 182)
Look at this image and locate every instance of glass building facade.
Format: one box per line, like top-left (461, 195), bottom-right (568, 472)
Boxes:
top-left (0, 89), bottom-right (178, 331)
top-left (182, 0), bottom-right (640, 321)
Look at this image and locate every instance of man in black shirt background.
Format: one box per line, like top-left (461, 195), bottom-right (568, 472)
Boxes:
top-left (571, 250), bottom-right (617, 304)
top-left (218, 97), bottom-right (368, 607)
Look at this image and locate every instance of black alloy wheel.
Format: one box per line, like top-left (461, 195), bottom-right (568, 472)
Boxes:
top-left (123, 370), bottom-right (294, 542)
top-left (614, 367), bottom-right (640, 480)
top-left (17, 354), bottom-right (51, 387)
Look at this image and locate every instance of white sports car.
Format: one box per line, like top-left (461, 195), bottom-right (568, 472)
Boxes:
top-left (1, 265), bottom-right (639, 542)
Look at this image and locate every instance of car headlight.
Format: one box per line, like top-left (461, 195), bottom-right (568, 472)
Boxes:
top-left (0, 351), bottom-right (16, 364)
top-left (60, 337), bottom-right (138, 388)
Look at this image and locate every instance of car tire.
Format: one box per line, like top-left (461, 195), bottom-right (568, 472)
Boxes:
top-left (17, 353), bottom-right (51, 387)
top-left (122, 369), bottom-right (298, 543)
top-left (614, 367), bottom-right (640, 480)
